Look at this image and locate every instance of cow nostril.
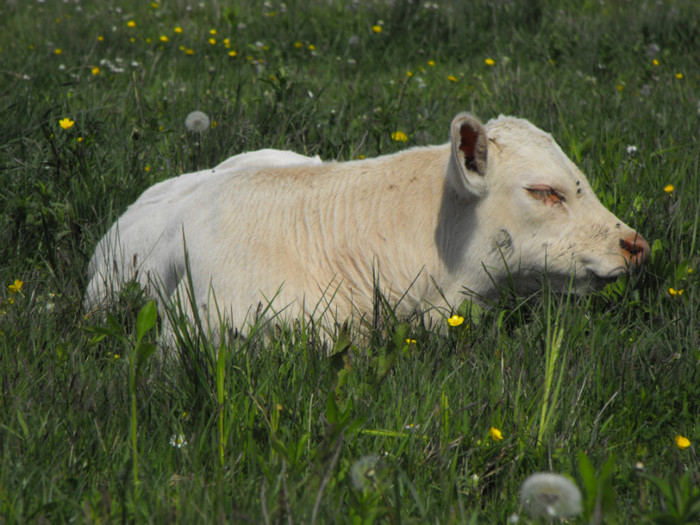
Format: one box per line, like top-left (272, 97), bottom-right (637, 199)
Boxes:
top-left (619, 233), bottom-right (650, 268)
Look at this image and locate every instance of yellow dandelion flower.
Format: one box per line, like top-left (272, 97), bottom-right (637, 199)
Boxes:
top-left (91, 66), bottom-right (100, 75)
top-left (209, 28), bottom-right (217, 35)
top-left (97, 35), bottom-right (104, 42)
top-left (675, 72), bottom-right (683, 80)
top-left (406, 338), bottom-right (417, 345)
top-left (59, 118), bottom-right (75, 130)
top-left (664, 184), bottom-right (674, 193)
top-left (160, 35), bottom-right (169, 42)
top-left (447, 314), bottom-right (464, 327)
top-left (668, 288), bottom-right (684, 296)
top-left (447, 75), bottom-right (458, 82)
top-left (127, 20), bottom-right (136, 28)
top-left (428, 60), bottom-right (435, 66)
top-left (77, 137), bottom-right (83, 142)
top-left (8, 280), bottom-right (23, 294)
top-left (129, 37), bottom-right (135, 43)
top-left (145, 38), bottom-right (152, 44)
top-left (294, 42), bottom-right (302, 49)
top-left (228, 50), bottom-right (237, 57)
top-left (223, 38), bottom-right (230, 45)
top-left (372, 25), bottom-right (382, 33)
top-left (391, 131), bottom-right (408, 142)
top-left (406, 71), bottom-right (413, 77)
top-left (484, 58), bottom-right (495, 66)
top-left (308, 44), bottom-right (315, 51)
top-left (185, 48), bottom-right (194, 55)
top-left (675, 435), bottom-right (691, 450)
top-left (174, 26), bottom-right (183, 34)
top-left (489, 427), bottom-right (503, 441)
top-left (617, 84), bottom-right (624, 92)
top-left (275, 403), bottom-right (283, 411)
top-left (652, 59), bottom-right (659, 66)
top-left (54, 48), bottom-right (62, 55)
top-left (145, 165), bottom-right (150, 172)
top-left (150, 2), bottom-right (159, 8)
top-left (208, 38), bottom-right (216, 45)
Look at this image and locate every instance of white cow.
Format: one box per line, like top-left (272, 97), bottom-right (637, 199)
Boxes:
top-left (86, 113), bottom-right (649, 332)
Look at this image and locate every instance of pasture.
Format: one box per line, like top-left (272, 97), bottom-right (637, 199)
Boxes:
top-left (1, 0), bottom-right (698, 522)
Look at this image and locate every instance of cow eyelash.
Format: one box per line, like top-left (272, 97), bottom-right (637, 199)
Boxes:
top-left (526, 186), bottom-right (566, 204)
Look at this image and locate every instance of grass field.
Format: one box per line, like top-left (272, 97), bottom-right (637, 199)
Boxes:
top-left (1, 0), bottom-right (699, 522)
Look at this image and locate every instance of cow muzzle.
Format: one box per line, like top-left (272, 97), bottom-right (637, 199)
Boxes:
top-left (619, 232), bottom-right (650, 270)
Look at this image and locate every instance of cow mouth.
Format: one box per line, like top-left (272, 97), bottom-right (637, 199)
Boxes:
top-left (587, 267), bottom-right (626, 289)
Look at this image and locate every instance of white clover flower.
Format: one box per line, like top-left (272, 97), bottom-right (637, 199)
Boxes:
top-left (169, 434), bottom-right (188, 448)
top-left (626, 145), bottom-right (638, 155)
top-left (349, 455), bottom-right (379, 491)
top-left (519, 472), bottom-right (582, 519)
top-left (185, 111), bottom-right (210, 133)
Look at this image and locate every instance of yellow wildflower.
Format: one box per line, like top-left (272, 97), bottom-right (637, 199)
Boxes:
top-left (427, 60), bottom-right (435, 67)
top-left (675, 435), bottom-right (691, 450)
top-left (676, 72), bottom-right (683, 80)
top-left (97, 36), bottom-right (104, 42)
top-left (209, 28), bottom-right (217, 35)
top-left (91, 66), bottom-right (100, 75)
top-left (54, 48), bottom-right (62, 55)
top-left (668, 288), bottom-right (684, 296)
top-left (484, 58), bottom-right (495, 66)
top-left (160, 35), bottom-right (169, 42)
top-left (664, 184), bottom-right (674, 193)
top-left (127, 20), bottom-right (136, 28)
top-left (652, 59), bottom-right (659, 66)
top-left (372, 25), bottom-right (382, 33)
top-left (447, 314), bottom-right (464, 327)
top-left (59, 118), bottom-right (75, 130)
top-left (489, 427), bottom-right (503, 441)
top-left (308, 44), bottom-right (315, 51)
top-left (208, 38), bottom-right (216, 45)
top-left (406, 338), bottom-right (417, 345)
top-left (8, 280), bottom-right (23, 294)
top-left (391, 131), bottom-right (408, 142)
top-left (294, 42), bottom-right (302, 49)
top-left (228, 50), bottom-right (237, 57)
top-left (185, 48), bottom-right (194, 55)
top-left (447, 75), bottom-right (458, 82)
top-left (406, 71), bottom-right (413, 77)
top-left (617, 84), bottom-right (624, 92)
top-left (174, 26), bottom-right (183, 34)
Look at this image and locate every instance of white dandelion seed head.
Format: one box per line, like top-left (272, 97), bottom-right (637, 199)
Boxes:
top-left (185, 111), bottom-right (210, 133)
top-left (519, 472), bottom-right (582, 519)
top-left (349, 455), bottom-right (379, 491)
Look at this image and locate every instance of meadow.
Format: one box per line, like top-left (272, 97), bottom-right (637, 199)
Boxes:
top-left (1, 0), bottom-right (699, 522)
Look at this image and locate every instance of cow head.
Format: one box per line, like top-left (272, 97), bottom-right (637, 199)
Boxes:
top-left (447, 112), bottom-right (649, 296)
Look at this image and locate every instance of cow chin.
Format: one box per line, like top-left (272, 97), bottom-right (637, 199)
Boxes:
top-left (505, 265), bottom-right (623, 297)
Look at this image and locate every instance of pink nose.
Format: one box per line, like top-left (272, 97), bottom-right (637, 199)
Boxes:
top-left (620, 233), bottom-right (650, 269)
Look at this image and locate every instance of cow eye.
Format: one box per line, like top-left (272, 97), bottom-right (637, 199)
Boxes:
top-left (526, 185), bottom-right (565, 205)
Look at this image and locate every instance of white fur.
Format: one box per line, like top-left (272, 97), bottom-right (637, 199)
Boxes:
top-left (86, 115), bottom-right (648, 330)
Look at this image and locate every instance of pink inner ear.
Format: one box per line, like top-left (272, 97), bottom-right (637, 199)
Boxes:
top-left (459, 124), bottom-right (479, 172)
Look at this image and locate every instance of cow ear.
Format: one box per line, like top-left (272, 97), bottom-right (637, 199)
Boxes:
top-left (448, 113), bottom-right (489, 199)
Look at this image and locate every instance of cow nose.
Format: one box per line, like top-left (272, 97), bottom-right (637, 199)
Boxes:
top-left (620, 233), bottom-right (650, 269)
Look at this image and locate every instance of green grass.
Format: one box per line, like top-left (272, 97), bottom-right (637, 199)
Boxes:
top-left (1, 0), bottom-right (699, 522)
